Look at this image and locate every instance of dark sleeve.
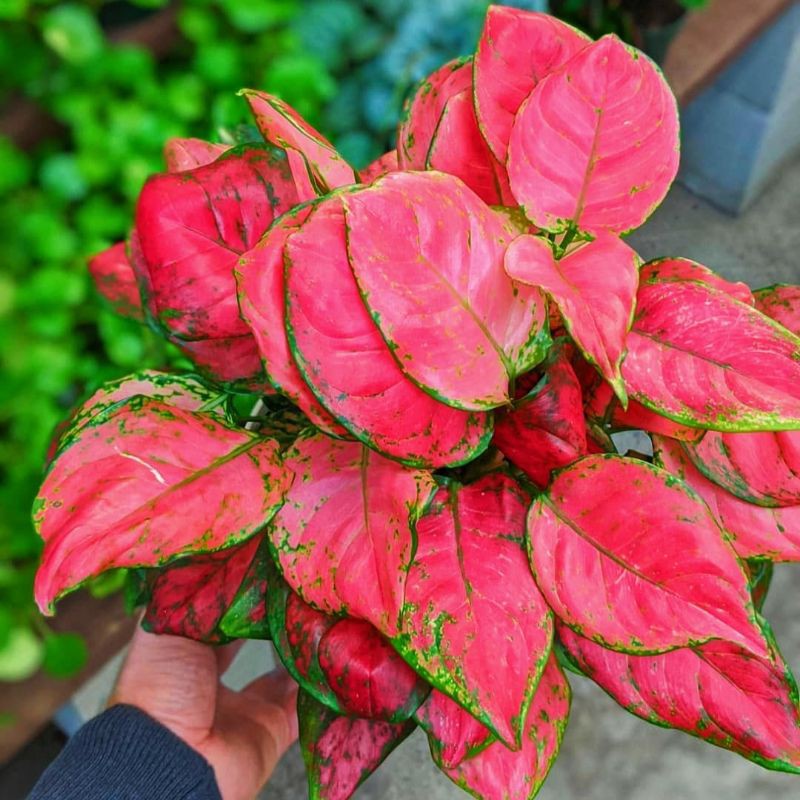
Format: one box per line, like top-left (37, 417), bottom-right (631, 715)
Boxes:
top-left (29, 704), bottom-right (222, 800)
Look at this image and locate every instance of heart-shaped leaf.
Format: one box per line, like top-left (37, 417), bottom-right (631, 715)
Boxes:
top-left (236, 204), bottom-right (348, 437)
top-left (135, 144), bottom-right (302, 341)
top-left (394, 473), bottom-right (553, 746)
top-left (88, 241), bottom-right (143, 320)
top-left (345, 171), bottom-right (550, 410)
top-left (359, 150), bottom-right (398, 184)
top-left (269, 431), bottom-right (435, 636)
top-left (527, 454), bottom-right (768, 657)
top-left (559, 624), bottom-right (800, 773)
top-left (318, 618), bottom-right (430, 722)
top-left (684, 430), bottom-right (800, 507)
top-left (755, 285), bottom-right (800, 335)
top-left (163, 137), bottom-right (230, 172)
top-left (241, 90), bottom-right (356, 192)
top-left (397, 58), bottom-right (472, 169)
top-left (284, 194), bottom-right (493, 467)
top-left (622, 279), bottom-right (800, 431)
top-left (641, 257), bottom-right (754, 305)
top-left (494, 344), bottom-right (587, 486)
top-left (34, 397), bottom-right (289, 613)
top-left (474, 6), bottom-right (589, 162)
top-left (298, 689), bottom-right (415, 800)
top-left (143, 536), bottom-right (261, 643)
top-left (505, 232), bottom-right (639, 402)
top-left (415, 690), bottom-right (494, 769)
top-left (654, 436), bottom-right (800, 562)
top-left (437, 654), bottom-right (571, 800)
top-left (508, 35), bottom-right (679, 234)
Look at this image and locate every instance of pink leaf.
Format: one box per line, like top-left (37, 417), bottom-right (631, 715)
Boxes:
top-left (298, 689), bottom-right (414, 800)
top-left (269, 431), bottom-right (435, 636)
top-left (641, 257), bottom-right (754, 305)
top-left (34, 397), bottom-right (289, 613)
top-left (396, 473), bottom-right (554, 746)
top-left (438, 654), bottom-right (571, 799)
top-left (172, 335), bottom-right (265, 389)
top-left (415, 690), bottom-right (494, 769)
top-left (318, 618), bottom-right (429, 722)
top-left (236, 204), bottom-right (349, 437)
top-left (474, 6), bottom-right (589, 162)
top-left (345, 171), bottom-right (550, 410)
top-left (284, 194), bottom-right (492, 467)
top-left (654, 436), bottom-right (800, 562)
top-left (494, 345), bottom-right (587, 486)
top-left (241, 90), bottom-right (356, 191)
top-left (87, 241), bottom-right (143, 320)
top-left (623, 279), bottom-right (800, 430)
top-left (163, 137), bottom-right (230, 172)
top-left (359, 150), bottom-right (398, 184)
top-left (506, 232), bottom-right (639, 402)
top-left (559, 624), bottom-right (800, 772)
top-left (397, 58), bottom-right (472, 170)
top-left (527, 454), bottom-right (768, 657)
top-left (755, 284), bottom-right (800, 335)
top-left (507, 35), bottom-right (679, 234)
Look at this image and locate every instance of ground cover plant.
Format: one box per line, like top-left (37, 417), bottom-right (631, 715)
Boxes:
top-left (33, 5), bottom-right (800, 798)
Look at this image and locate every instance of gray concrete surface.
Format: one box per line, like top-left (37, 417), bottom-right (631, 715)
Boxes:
top-left (67, 156), bottom-right (800, 800)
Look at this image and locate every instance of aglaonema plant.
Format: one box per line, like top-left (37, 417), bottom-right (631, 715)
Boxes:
top-left (32, 5), bottom-right (800, 798)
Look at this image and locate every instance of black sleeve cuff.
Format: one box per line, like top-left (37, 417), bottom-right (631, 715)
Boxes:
top-left (29, 704), bottom-right (222, 800)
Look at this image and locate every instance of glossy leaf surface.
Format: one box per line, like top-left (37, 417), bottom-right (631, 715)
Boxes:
top-left (494, 345), bottom-right (587, 487)
top-left (623, 279), bottom-right (800, 430)
top-left (396, 473), bottom-right (553, 746)
top-left (559, 625), bottom-right (800, 773)
top-left (474, 6), bottom-right (589, 162)
top-left (270, 431), bottom-right (435, 636)
top-left (440, 655), bottom-right (570, 800)
top-left (35, 398), bottom-right (288, 613)
top-left (508, 35), bottom-right (679, 234)
top-left (242, 90), bottom-right (356, 192)
top-left (298, 689), bottom-right (414, 800)
top-left (755, 285), bottom-right (800, 335)
top-left (345, 171), bottom-right (549, 410)
top-left (163, 137), bottom-right (229, 172)
top-left (641, 257), bottom-right (754, 305)
top-left (88, 241), bottom-right (143, 320)
top-left (528, 454), bottom-right (767, 656)
top-left (284, 195), bottom-right (492, 467)
top-left (505, 232), bottom-right (639, 401)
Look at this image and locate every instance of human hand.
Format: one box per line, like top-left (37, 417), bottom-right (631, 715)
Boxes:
top-left (110, 626), bottom-right (298, 800)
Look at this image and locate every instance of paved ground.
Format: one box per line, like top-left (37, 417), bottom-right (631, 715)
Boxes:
top-left (12, 156), bottom-right (800, 800)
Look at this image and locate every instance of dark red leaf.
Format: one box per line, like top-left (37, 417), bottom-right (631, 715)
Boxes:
top-left (88, 241), bottom-right (143, 320)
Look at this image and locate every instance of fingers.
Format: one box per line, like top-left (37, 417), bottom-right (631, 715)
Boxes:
top-left (241, 667), bottom-right (300, 749)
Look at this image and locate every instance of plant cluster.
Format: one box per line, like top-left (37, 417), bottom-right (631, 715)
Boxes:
top-left (35, 5), bottom-right (800, 799)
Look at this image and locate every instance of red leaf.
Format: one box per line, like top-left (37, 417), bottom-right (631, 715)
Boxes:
top-left (217, 537), bottom-right (271, 640)
top-left (559, 624), bottom-right (800, 772)
top-left (143, 536), bottom-right (260, 643)
top-left (684, 429), bottom-right (800, 507)
top-left (528, 454), bottom-right (768, 657)
top-left (474, 6), bottom-right (589, 163)
top-left (397, 57), bottom-right (471, 170)
top-left (318, 618), bottom-right (429, 722)
top-left (172, 335), bottom-right (264, 388)
top-left (269, 431), bottom-right (435, 636)
top-left (654, 436), bottom-right (800, 562)
top-left (135, 144), bottom-right (302, 342)
top-left (641, 257), bottom-right (754, 305)
top-left (241, 90), bottom-right (356, 192)
top-left (623, 279), bottom-right (800, 430)
top-left (508, 35), bottom-right (679, 234)
top-left (505, 232), bottom-right (639, 401)
top-left (359, 150), bottom-right (398, 184)
top-left (162, 137), bottom-right (230, 172)
top-left (494, 345), bottom-right (587, 487)
top-left (415, 690), bottom-right (494, 769)
top-left (298, 689), bottom-right (414, 800)
top-left (88, 241), bottom-right (143, 320)
top-left (345, 171), bottom-right (550, 410)
top-left (438, 654), bottom-right (571, 799)
top-left (236, 204), bottom-right (349, 437)
top-left (283, 194), bottom-right (492, 467)
top-left (755, 284), bottom-right (800, 336)
top-left (395, 473), bottom-right (553, 746)
top-left (34, 397), bottom-right (289, 613)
